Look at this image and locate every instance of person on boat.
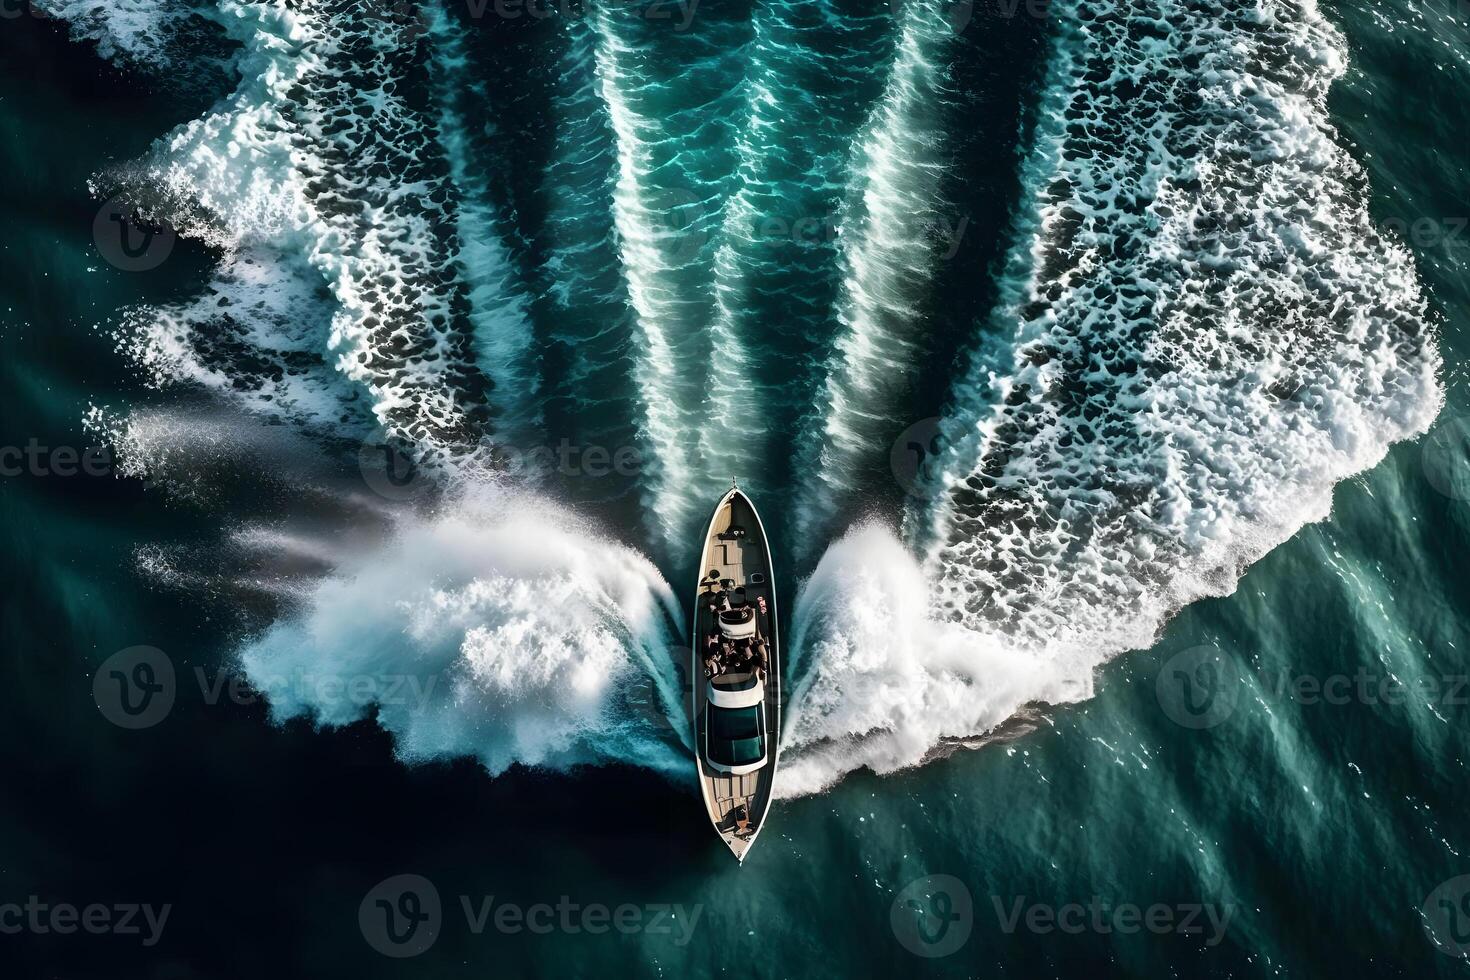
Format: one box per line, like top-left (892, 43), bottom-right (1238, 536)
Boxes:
top-left (731, 638), bottom-right (756, 673)
top-left (753, 638), bottom-right (769, 680)
top-left (703, 634), bottom-right (721, 677)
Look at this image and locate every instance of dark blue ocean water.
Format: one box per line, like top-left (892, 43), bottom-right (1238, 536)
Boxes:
top-left (2, 0), bottom-right (1469, 976)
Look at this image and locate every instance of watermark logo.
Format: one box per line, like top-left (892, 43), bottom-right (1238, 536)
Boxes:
top-left (500, 440), bottom-right (643, 480)
top-left (1157, 647), bottom-right (1470, 724)
top-left (358, 437), bottom-right (643, 500)
top-left (93, 646), bottom-right (175, 730)
top-left (1266, 668), bottom-right (1469, 708)
top-left (95, 655), bottom-right (441, 727)
top-left (358, 439), bottom-right (433, 501)
top-left (358, 878), bottom-right (702, 955)
top-left (1423, 875), bottom-right (1470, 957)
top-left (1422, 415), bottom-right (1470, 502)
top-left (890, 874), bottom-right (973, 958)
top-left (648, 187), bottom-right (708, 266)
top-left (1156, 645), bottom-right (1239, 730)
top-left (92, 194), bottom-right (175, 273)
top-left (744, 212), bottom-right (969, 259)
top-left (0, 897), bottom-right (171, 947)
top-left (360, 874), bottom-right (443, 959)
top-left (0, 440), bottom-right (117, 478)
top-left (890, 417), bottom-right (945, 498)
top-left (460, 896), bottom-right (702, 943)
top-left (994, 896), bottom-right (1232, 945)
top-left (465, 0), bottom-right (701, 31)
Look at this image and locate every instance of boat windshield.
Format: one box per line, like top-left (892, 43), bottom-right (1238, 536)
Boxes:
top-left (708, 706), bottom-right (763, 766)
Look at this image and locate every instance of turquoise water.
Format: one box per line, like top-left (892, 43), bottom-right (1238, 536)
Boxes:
top-left (2, 0), bottom-right (1469, 976)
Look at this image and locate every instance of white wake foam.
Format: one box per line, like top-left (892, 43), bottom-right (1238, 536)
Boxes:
top-left (33, 0), bottom-right (200, 67)
top-left (97, 0), bottom-right (496, 460)
top-left (782, 0), bottom-right (1442, 794)
top-left (424, 5), bottom-right (543, 445)
top-left (55, 0), bottom-right (1445, 800)
top-left (236, 489), bottom-right (690, 776)
top-left (64, 2), bottom-right (693, 782)
top-left (588, 4), bottom-right (752, 550)
top-left (778, 523), bottom-right (1082, 797)
top-left (791, 1), bottom-right (960, 550)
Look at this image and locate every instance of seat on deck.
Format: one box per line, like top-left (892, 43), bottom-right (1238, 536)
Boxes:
top-left (718, 607), bottom-right (757, 639)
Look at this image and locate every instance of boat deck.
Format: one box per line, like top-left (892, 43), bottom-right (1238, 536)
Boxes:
top-left (693, 491), bottom-right (780, 862)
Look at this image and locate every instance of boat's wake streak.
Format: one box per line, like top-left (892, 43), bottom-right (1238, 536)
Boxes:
top-left (93, 404), bottom-right (694, 775)
top-left (776, 0), bottom-right (1441, 796)
top-left (788, 0), bottom-right (961, 552)
top-left (65, 0), bottom-right (699, 778)
top-left (48, 0), bottom-right (1441, 798)
top-left (778, 524), bottom-right (1076, 798)
top-left (236, 486), bottom-right (691, 777)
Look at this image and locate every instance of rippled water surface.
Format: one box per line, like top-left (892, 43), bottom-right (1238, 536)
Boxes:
top-left (2, 0), bottom-right (1468, 975)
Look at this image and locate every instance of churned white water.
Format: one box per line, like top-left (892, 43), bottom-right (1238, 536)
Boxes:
top-left (60, 0), bottom-right (1441, 796)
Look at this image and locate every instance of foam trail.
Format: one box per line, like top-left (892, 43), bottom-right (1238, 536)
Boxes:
top-left (424, 3), bottom-right (543, 445)
top-left (698, 0), bottom-right (894, 497)
top-left (785, 0), bottom-right (1441, 795)
top-left (778, 524), bottom-right (1078, 798)
top-left (524, 21), bottom-right (644, 462)
top-left (57, 1), bottom-right (692, 783)
top-left (88, 411), bottom-right (693, 776)
top-left (237, 489), bottom-right (691, 775)
top-left (102, 0), bottom-right (496, 462)
top-left (111, 248), bottom-right (370, 437)
top-left (588, 2), bottom-right (749, 552)
top-left (31, 0), bottom-right (222, 72)
top-left (790, 1), bottom-right (960, 552)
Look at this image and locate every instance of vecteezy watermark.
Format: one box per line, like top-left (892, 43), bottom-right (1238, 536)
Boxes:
top-left (889, 0), bottom-right (1062, 33)
top-left (93, 647), bottom-right (176, 730)
top-left (0, 897), bottom-right (171, 947)
top-left (993, 896), bottom-right (1233, 946)
top-left (0, 441), bottom-right (118, 478)
top-left (360, 875), bottom-right (442, 959)
top-left (1379, 215), bottom-right (1469, 250)
top-left (358, 439), bottom-right (434, 502)
top-left (358, 437), bottom-right (643, 501)
top-left (891, 874), bottom-right (974, 958)
top-left (1156, 643), bottom-right (1470, 729)
top-left (359, 875), bottom-right (703, 958)
top-left (501, 441), bottom-right (643, 480)
top-left (459, 895), bottom-right (701, 944)
top-left (92, 193), bottom-right (176, 273)
top-left (890, 417), bottom-right (946, 498)
top-left (1421, 414), bottom-right (1470, 502)
top-left (94, 646), bottom-right (442, 730)
top-left (645, 186), bottom-right (709, 265)
top-left (1261, 668), bottom-right (1470, 708)
top-left (1155, 645), bottom-right (1241, 730)
top-left (745, 213), bottom-right (971, 260)
top-left (464, 0), bottom-right (702, 31)
top-left (890, 876), bottom-right (1232, 955)
top-left (1423, 875), bottom-right (1470, 957)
